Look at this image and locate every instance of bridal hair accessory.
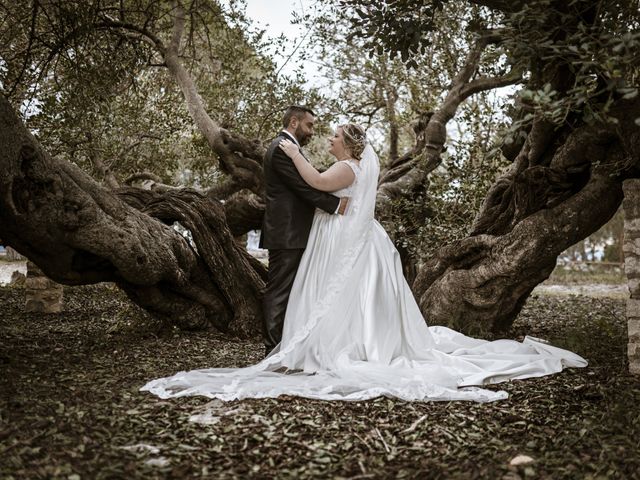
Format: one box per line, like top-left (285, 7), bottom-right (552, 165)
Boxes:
top-left (341, 123), bottom-right (367, 161)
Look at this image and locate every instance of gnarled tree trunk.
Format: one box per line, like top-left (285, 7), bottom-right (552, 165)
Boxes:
top-left (0, 95), bottom-right (265, 336)
top-left (377, 0), bottom-right (640, 335)
top-left (412, 98), bottom-right (640, 335)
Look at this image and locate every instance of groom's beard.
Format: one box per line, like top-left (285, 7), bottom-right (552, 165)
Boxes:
top-left (295, 126), bottom-right (312, 146)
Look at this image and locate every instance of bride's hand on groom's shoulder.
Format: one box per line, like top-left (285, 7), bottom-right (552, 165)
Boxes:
top-left (279, 139), bottom-right (299, 158)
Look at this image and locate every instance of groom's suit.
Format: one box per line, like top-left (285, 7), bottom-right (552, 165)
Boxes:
top-left (260, 131), bottom-right (340, 354)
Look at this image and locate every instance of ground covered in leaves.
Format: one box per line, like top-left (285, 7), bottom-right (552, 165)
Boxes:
top-left (1, 284), bottom-right (639, 479)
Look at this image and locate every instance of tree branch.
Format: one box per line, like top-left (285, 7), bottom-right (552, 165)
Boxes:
top-left (124, 171), bottom-right (164, 186)
top-left (467, 0), bottom-right (525, 13)
top-left (99, 3), bottom-right (266, 199)
top-left (8, 0), bottom-right (39, 97)
top-left (377, 32), bottom-right (522, 209)
top-left (96, 17), bottom-right (166, 53)
top-left (460, 70), bottom-right (522, 98)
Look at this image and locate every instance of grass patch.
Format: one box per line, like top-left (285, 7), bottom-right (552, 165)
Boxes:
top-left (546, 264), bottom-right (626, 285)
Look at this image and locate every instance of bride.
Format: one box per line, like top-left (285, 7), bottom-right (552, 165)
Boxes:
top-left (142, 124), bottom-right (586, 403)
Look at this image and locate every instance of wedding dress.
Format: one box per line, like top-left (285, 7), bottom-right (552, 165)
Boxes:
top-left (142, 144), bottom-right (587, 403)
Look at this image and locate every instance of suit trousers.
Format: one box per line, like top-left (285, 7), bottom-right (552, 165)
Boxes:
top-left (262, 248), bottom-right (305, 355)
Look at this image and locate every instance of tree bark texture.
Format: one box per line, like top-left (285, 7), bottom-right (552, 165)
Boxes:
top-left (0, 96), bottom-right (265, 336)
top-left (402, 1), bottom-right (640, 334)
top-left (413, 99), bottom-right (640, 335)
top-left (2, 0), bottom-right (638, 340)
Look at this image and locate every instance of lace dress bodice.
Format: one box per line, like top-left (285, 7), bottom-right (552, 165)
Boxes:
top-left (331, 159), bottom-right (361, 198)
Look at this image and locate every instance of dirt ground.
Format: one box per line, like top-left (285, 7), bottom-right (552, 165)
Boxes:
top-left (1, 284), bottom-right (639, 479)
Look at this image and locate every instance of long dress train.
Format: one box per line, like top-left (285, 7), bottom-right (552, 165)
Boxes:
top-left (141, 145), bottom-right (586, 403)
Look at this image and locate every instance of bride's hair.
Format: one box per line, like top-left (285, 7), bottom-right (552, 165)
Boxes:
top-left (340, 124), bottom-right (367, 161)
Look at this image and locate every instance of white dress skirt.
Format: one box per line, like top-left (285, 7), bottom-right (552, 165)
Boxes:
top-left (141, 149), bottom-right (587, 403)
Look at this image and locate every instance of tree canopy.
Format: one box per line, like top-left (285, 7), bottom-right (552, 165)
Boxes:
top-left (0, 0), bottom-right (639, 335)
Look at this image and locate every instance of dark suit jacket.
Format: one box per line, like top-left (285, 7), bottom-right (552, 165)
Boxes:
top-left (259, 132), bottom-right (340, 249)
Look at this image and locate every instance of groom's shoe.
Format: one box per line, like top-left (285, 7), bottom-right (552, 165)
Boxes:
top-left (264, 345), bottom-right (274, 359)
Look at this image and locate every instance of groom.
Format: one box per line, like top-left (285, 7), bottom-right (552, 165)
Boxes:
top-left (259, 105), bottom-right (349, 357)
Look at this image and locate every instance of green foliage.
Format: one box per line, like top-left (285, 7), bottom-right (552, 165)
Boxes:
top-left (330, 0), bottom-right (639, 262)
top-left (303, 2), bottom-right (514, 257)
top-left (338, 0), bottom-right (449, 67)
top-left (0, 0), bottom-right (327, 187)
top-left (548, 263), bottom-right (626, 285)
top-left (386, 107), bottom-right (510, 260)
top-left (503, 0), bottom-right (639, 135)
top-left (3, 0), bottom-right (638, 263)
top-left (341, 0), bottom-right (640, 128)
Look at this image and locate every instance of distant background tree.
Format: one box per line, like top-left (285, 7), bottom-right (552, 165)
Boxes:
top-left (0, 0), bottom-right (324, 334)
top-left (560, 208), bottom-right (624, 263)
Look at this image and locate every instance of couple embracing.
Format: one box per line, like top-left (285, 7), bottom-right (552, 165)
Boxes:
top-left (142, 106), bottom-right (586, 403)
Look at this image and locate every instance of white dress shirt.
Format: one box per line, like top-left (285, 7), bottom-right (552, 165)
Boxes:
top-left (281, 130), bottom-right (300, 146)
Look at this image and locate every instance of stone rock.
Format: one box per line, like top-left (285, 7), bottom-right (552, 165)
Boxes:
top-left (629, 319), bottom-right (640, 343)
top-left (10, 270), bottom-right (25, 286)
top-left (25, 299), bottom-right (42, 311)
top-left (629, 343), bottom-right (640, 374)
top-left (626, 298), bottom-right (640, 318)
top-left (625, 256), bottom-right (640, 279)
top-left (624, 179), bottom-right (640, 375)
top-left (25, 293), bottom-right (63, 313)
top-left (509, 455), bottom-right (535, 466)
top-left (24, 262), bottom-right (64, 313)
top-left (628, 278), bottom-right (640, 297)
top-left (25, 276), bottom-right (51, 290)
top-left (5, 247), bottom-right (24, 261)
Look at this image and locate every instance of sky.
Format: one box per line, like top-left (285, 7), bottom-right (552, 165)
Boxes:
top-left (243, 0), bottom-right (320, 84)
top-left (244, 0), bottom-right (305, 38)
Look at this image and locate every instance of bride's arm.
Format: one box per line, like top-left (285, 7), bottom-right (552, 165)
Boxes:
top-left (279, 139), bottom-right (355, 192)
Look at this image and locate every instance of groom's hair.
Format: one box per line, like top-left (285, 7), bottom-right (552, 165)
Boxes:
top-left (283, 105), bottom-right (315, 128)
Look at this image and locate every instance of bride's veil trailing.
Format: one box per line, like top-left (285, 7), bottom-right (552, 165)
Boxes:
top-left (141, 140), bottom-right (586, 403)
top-left (141, 144), bottom-right (382, 399)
